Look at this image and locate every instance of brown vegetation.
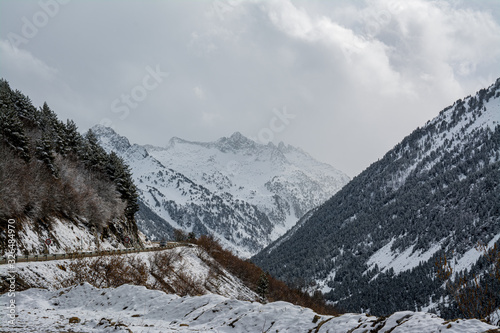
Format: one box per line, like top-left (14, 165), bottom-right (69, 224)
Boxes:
top-left (57, 240), bottom-right (340, 316)
top-left (192, 235), bottom-right (340, 315)
top-left (0, 147), bottom-right (126, 229)
top-left (59, 249), bottom-right (206, 298)
top-left (59, 254), bottom-right (148, 288)
top-left (436, 243), bottom-right (500, 323)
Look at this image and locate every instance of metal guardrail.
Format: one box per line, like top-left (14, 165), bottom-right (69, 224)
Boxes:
top-left (0, 242), bottom-right (187, 265)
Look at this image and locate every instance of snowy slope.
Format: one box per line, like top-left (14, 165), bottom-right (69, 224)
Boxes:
top-left (0, 246), bottom-right (258, 302)
top-left (2, 283), bottom-right (498, 332)
top-left (6, 217), bottom-right (139, 256)
top-left (93, 126), bottom-right (349, 256)
top-left (147, 133), bottom-right (348, 236)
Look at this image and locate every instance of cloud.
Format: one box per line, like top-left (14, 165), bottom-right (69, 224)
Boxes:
top-left (0, 39), bottom-right (58, 81)
top-left (261, 0), bottom-right (500, 99)
top-left (354, 0), bottom-right (500, 94)
top-left (194, 86), bottom-right (205, 99)
top-left (0, 39), bottom-right (89, 126)
top-left (1, 0), bottom-right (499, 176)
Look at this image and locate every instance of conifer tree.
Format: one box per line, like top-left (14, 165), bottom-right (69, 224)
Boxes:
top-left (83, 129), bottom-right (108, 172)
top-left (40, 102), bottom-right (59, 131)
top-left (0, 108), bottom-right (30, 162)
top-left (256, 273), bottom-right (269, 301)
top-left (106, 151), bottom-right (139, 222)
top-left (63, 119), bottom-right (83, 157)
top-left (35, 133), bottom-right (57, 176)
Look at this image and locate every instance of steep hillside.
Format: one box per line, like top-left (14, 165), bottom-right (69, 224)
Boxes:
top-left (3, 246), bottom-right (259, 301)
top-left (253, 78), bottom-right (500, 317)
top-left (93, 126), bottom-right (349, 256)
top-left (0, 79), bottom-right (142, 254)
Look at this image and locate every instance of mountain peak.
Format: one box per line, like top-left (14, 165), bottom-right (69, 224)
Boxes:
top-left (229, 131), bottom-right (245, 140)
top-left (167, 136), bottom-right (188, 147)
top-left (227, 131), bottom-right (254, 145)
top-left (216, 132), bottom-right (256, 152)
top-left (90, 124), bottom-right (131, 152)
top-left (91, 124), bottom-right (118, 137)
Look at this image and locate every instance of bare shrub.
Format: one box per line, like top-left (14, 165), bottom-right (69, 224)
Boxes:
top-left (172, 269), bottom-right (205, 297)
top-left (147, 250), bottom-right (182, 293)
top-left (204, 265), bottom-right (223, 292)
top-left (60, 254), bottom-right (147, 289)
top-left (436, 244), bottom-right (500, 323)
top-left (149, 250), bottom-right (180, 276)
top-left (192, 235), bottom-right (340, 315)
top-left (174, 229), bottom-right (187, 242)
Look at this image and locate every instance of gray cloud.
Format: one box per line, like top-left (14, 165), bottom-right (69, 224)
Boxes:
top-left (1, 0), bottom-right (500, 176)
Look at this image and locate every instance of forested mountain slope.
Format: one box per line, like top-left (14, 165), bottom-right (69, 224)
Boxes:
top-left (0, 79), bottom-right (142, 254)
top-left (253, 78), bottom-right (500, 317)
top-left (93, 126), bottom-right (349, 257)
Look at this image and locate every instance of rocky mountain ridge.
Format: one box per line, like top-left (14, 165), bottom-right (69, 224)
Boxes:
top-left (93, 126), bottom-right (350, 257)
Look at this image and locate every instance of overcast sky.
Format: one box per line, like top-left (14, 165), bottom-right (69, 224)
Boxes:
top-left (1, 0), bottom-right (500, 177)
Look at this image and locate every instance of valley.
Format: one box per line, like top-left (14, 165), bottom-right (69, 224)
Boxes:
top-left (93, 125), bottom-right (350, 257)
top-left (1, 75), bottom-right (500, 331)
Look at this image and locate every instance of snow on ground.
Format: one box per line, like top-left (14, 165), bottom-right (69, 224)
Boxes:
top-left (451, 232), bottom-right (500, 275)
top-left (94, 125), bottom-right (350, 257)
top-left (363, 232), bottom-right (500, 284)
top-left (12, 217), bottom-right (128, 255)
top-left (365, 238), bottom-right (443, 275)
top-left (0, 246), bottom-right (258, 302)
top-left (1, 283), bottom-right (498, 333)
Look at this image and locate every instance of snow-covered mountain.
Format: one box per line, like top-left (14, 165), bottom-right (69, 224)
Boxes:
top-left (4, 283), bottom-right (498, 332)
top-left (92, 126), bottom-right (349, 257)
top-left (253, 78), bottom-right (500, 317)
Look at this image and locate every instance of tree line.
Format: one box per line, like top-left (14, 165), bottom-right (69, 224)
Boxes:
top-left (0, 79), bottom-right (139, 250)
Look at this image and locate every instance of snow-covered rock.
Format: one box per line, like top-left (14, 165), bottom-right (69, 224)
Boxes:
top-left (7, 217), bottom-right (138, 255)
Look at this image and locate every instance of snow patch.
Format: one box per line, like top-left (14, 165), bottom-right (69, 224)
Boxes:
top-left (366, 239), bottom-right (443, 275)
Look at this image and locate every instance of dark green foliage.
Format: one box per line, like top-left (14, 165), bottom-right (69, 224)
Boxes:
top-left (84, 129), bottom-right (108, 172)
top-left (105, 151), bottom-right (139, 221)
top-left (0, 78), bottom-right (139, 231)
top-left (0, 107), bottom-right (31, 162)
top-left (256, 273), bottom-right (269, 301)
top-left (35, 133), bottom-right (57, 176)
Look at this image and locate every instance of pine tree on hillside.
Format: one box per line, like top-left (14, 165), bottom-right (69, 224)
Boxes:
top-left (63, 119), bottom-right (84, 158)
top-left (39, 102), bottom-right (59, 131)
top-left (83, 130), bottom-right (108, 172)
top-left (0, 108), bottom-right (30, 162)
top-left (256, 273), bottom-right (269, 301)
top-left (106, 151), bottom-right (139, 222)
top-left (52, 121), bottom-right (68, 157)
top-left (12, 90), bottom-right (38, 126)
top-left (106, 151), bottom-right (124, 183)
top-left (35, 133), bottom-right (57, 176)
